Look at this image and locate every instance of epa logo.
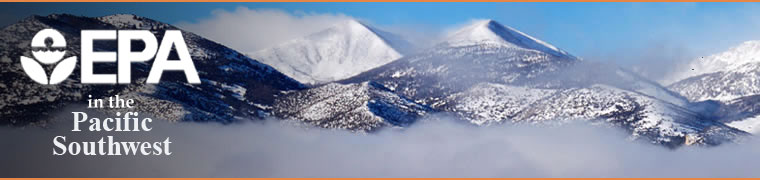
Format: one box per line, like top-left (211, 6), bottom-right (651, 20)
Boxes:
top-left (20, 29), bottom-right (200, 85)
top-left (20, 29), bottom-right (77, 84)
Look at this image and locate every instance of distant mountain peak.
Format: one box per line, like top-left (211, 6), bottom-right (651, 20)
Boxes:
top-left (305, 19), bottom-right (393, 47)
top-left (308, 19), bottom-right (413, 53)
top-left (320, 19), bottom-right (368, 34)
top-left (443, 19), bottom-right (573, 58)
top-left (665, 40), bottom-right (760, 85)
top-left (336, 18), bottom-right (366, 28)
top-left (250, 18), bottom-right (411, 85)
top-left (667, 40), bottom-right (760, 102)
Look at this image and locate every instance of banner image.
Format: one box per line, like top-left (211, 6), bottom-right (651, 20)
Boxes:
top-left (0, 2), bottom-right (759, 178)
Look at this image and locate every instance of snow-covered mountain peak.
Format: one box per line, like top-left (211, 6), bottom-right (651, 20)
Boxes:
top-left (443, 19), bottom-right (572, 58)
top-left (316, 19), bottom-right (370, 36)
top-left (708, 40), bottom-right (760, 72)
top-left (665, 40), bottom-right (760, 102)
top-left (333, 19), bottom-right (373, 32)
top-left (250, 19), bottom-right (411, 85)
top-left (306, 19), bottom-right (406, 50)
top-left (665, 40), bottom-right (760, 85)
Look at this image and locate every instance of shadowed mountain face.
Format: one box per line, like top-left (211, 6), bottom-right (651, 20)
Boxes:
top-left (0, 14), bottom-right (304, 125)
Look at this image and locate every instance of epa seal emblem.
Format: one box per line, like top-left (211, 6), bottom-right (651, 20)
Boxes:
top-left (20, 29), bottom-right (77, 85)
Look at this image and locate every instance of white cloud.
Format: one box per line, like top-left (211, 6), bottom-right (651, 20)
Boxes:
top-left (2, 107), bottom-right (760, 178)
top-left (176, 7), bottom-right (352, 53)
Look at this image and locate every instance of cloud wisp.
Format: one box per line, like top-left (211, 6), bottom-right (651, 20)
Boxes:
top-left (177, 7), bottom-right (353, 53)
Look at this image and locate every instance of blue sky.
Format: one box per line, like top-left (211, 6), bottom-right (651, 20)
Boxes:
top-left (2, 2), bottom-right (760, 62)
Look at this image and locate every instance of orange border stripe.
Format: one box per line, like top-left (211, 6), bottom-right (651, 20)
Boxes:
top-left (0, 178), bottom-right (747, 179)
top-left (2, 178), bottom-right (760, 179)
top-left (1, 0), bottom-right (760, 2)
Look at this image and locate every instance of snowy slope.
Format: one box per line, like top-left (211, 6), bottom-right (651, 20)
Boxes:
top-left (250, 19), bottom-right (411, 85)
top-left (666, 40), bottom-right (760, 102)
top-left (538, 62), bottom-right (690, 106)
top-left (728, 116), bottom-right (760, 134)
top-left (665, 40), bottom-right (760, 134)
top-left (0, 14), bottom-right (304, 125)
top-left (441, 83), bottom-right (558, 125)
top-left (665, 40), bottom-right (760, 85)
top-left (615, 68), bottom-right (690, 107)
top-left (442, 83), bottom-right (745, 146)
top-left (97, 14), bottom-right (170, 30)
top-left (443, 19), bottom-right (573, 59)
top-left (273, 81), bottom-right (432, 132)
top-left (669, 62), bottom-right (760, 102)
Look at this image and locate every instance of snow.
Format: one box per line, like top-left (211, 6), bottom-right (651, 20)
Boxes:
top-left (665, 40), bottom-right (760, 85)
top-left (440, 82), bottom-right (741, 145)
top-left (727, 115), bottom-right (760, 134)
top-left (666, 40), bottom-right (760, 102)
top-left (447, 83), bottom-right (557, 125)
top-left (221, 84), bottom-right (247, 101)
top-left (97, 14), bottom-right (169, 30)
top-left (614, 69), bottom-right (689, 106)
top-left (250, 19), bottom-right (409, 84)
top-left (443, 19), bottom-right (573, 59)
top-left (274, 82), bottom-right (431, 132)
top-left (669, 62), bottom-right (760, 102)
top-left (99, 14), bottom-right (143, 27)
